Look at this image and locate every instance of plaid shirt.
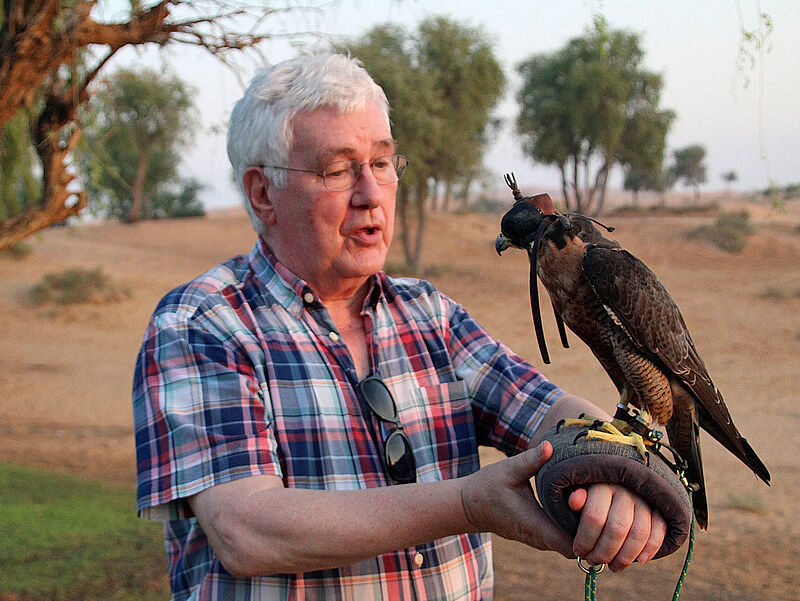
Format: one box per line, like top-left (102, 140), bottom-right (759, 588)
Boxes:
top-left (133, 239), bottom-right (564, 601)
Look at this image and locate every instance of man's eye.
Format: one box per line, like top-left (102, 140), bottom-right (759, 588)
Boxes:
top-left (325, 164), bottom-right (351, 178)
top-left (372, 158), bottom-right (391, 170)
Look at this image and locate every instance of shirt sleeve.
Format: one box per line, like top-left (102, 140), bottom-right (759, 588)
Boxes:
top-left (445, 297), bottom-right (565, 456)
top-left (132, 309), bottom-right (282, 521)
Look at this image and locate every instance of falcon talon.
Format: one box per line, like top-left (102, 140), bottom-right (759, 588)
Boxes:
top-left (572, 430), bottom-right (590, 446)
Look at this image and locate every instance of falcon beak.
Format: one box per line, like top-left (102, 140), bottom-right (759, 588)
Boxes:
top-left (495, 233), bottom-right (512, 255)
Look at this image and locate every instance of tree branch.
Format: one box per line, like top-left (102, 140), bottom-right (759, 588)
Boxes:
top-left (1, 0), bottom-right (318, 250)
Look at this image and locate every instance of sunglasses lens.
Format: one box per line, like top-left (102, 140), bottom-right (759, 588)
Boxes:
top-left (385, 430), bottom-right (416, 483)
top-left (359, 377), bottom-right (397, 421)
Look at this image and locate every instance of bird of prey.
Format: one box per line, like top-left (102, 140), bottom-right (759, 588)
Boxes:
top-left (495, 174), bottom-right (770, 529)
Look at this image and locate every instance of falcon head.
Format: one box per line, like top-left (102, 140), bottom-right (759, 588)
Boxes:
top-left (495, 174), bottom-right (569, 255)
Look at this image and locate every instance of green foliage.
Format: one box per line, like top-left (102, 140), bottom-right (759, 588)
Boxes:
top-left (29, 267), bottom-right (131, 305)
top-left (721, 170), bottom-right (738, 184)
top-left (416, 17), bottom-right (505, 185)
top-left (759, 182), bottom-right (800, 202)
top-left (345, 17), bottom-right (504, 186)
top-left (0, 110), bottom-right (41, 220)
top-left (671, 144), bottom-right (707, 199)
top-left (343, 17), bottom-right (504, 268)
top-left (687, 210), bottom-right (754, 253)
top-left (515, 17), bottom-right (674, 215)
top-left (151, 178), bottom-right (206, 219)
top-left (79, 68), bottom-right (201, 222)
top-left (623, 164), bottom-right (669, 202)
top-left (0, 462), bottom-right (168, 601)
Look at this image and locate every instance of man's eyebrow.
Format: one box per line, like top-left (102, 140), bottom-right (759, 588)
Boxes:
top-left (316, 139), bottom-right (397, 164)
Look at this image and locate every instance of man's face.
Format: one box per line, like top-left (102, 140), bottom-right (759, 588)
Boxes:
top-left (260, 102), bottom-right (397, 297)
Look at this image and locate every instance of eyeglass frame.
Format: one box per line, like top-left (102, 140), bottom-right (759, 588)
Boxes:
top-left (357, 374), bottom-right (417, 484)
top-left (261, 154), bottom-right (409, 192)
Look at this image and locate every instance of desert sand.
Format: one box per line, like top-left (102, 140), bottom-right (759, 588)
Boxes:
top-left (1, 200), bottom-right (798, 600)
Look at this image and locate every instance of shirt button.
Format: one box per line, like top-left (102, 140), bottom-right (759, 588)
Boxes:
top-left (303, 292), bottom-right (315, 304)
top-left (328, 331), bottom-right (340, 342)
top-left (414, 552), bottom-right (424, 567)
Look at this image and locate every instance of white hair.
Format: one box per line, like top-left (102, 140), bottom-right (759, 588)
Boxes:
top-left (226, 53), bottom-right (390, 235)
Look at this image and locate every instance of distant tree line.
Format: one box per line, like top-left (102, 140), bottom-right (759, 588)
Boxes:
top-left (0, 6), bottom-right (729, 266)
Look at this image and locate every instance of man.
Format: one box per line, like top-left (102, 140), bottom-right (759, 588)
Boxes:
top-left (133, 54), bottom-right (665, 601)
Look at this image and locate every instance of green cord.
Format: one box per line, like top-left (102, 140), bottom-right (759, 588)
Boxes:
top-left (584, 566), bottom-right (598, 601)
top-left (672, 504), bottom-right (696, 600)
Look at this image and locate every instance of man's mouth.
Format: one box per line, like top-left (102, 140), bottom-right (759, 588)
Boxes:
top-left (347, 224), bottom-right (383, 243)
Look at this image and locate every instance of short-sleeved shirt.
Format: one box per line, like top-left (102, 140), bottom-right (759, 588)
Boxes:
top-left (133, 239), bottom-right (564, 601)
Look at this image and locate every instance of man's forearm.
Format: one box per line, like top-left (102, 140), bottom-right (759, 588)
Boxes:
top-left (190, 475), bottom-right (471, 577)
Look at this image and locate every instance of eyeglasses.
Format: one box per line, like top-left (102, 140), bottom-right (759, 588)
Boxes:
top-left (358, 375), bottom-right (417, 484)
top-left (263, 154), bottom-right (409, 192)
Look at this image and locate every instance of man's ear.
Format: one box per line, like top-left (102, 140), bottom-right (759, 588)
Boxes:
top-left (243, 166), bottom-right (277, 226)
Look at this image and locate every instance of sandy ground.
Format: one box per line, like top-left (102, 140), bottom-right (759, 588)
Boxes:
top-left (1, 200), bottom-right (799, 600)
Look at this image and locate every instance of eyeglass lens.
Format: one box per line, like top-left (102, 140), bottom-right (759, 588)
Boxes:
top-left (384, 430), bottom-right (416, 483)
top-left (359, 377), bottom-right (398, 422)
top-left (323, 155), bottom-right (407, 191)
top-left (358, 376), bottom-right (416, 484)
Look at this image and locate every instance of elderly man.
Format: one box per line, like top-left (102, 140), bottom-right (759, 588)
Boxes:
top-left (133, 54), bottom-right (665, 601)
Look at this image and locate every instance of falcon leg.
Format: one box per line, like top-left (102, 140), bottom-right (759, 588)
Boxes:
top-left (587, 391), bottom-right (656, 460)
top-left (557, 389), bottom-right (660, 461)
top-left (585, 428), bottom-right (649, 460)
top-left (558, 414), bottom-right (650, 460)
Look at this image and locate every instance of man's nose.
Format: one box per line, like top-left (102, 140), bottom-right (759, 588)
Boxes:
top-left (350, 163), bottom-right (384, 208)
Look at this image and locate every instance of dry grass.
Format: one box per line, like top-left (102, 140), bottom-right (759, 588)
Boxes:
top-left (686, 210), bottom-right (755, 252)
top-left (28, 267), bottom-right (131, 306)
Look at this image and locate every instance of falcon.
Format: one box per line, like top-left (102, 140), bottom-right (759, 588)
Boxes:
top-left (494, 174), bottom-right (770, 529)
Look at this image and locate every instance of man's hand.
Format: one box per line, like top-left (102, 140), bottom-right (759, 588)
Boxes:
top-left (460, 442), bottom-right (574, 558)
top-left (568, 484), bottom-right (667, 572)
top-left (459, 442), bottom-right (667, 573)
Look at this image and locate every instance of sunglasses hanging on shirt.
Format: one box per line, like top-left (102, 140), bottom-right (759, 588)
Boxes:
top-left (358, 375), bottom-right (417, 484)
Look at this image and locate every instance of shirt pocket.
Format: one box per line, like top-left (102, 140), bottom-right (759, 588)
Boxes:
top-left (396, 379), bottom-right (480, 482)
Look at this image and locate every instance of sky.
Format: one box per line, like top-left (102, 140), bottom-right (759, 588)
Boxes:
top-left (110, 1), bottom-right (800, 210)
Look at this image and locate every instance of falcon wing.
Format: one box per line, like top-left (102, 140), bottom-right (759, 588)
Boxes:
top-left (582, 246), bottom-right (770, 484)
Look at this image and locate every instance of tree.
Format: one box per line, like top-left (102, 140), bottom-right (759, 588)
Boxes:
top-left (345, 17), bottom-right (504, 270)
top-left (79, 67), bottom-right (198, 222)
top-left (672, 144), bottom-right (707, 201)
top-left (0, 1), bottom-right (314, 250)
top-left (623, 165), bottom-right (668, 206)
top-left (721, 170), bottom-right (738, 194)
top-left (515, 17), bottom-right (674, 216)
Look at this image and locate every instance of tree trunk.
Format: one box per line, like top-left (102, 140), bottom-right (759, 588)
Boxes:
top-left (409, 179), bottom-right (428, 271)
top-left (442, 180), bottom-right (453, 213)
top-left (559, 163), bottom-right (570, 212)
top-left (0, 86), bottom-right (89, 250)
top-left (129, 151), bottom-right (150, 223)
top-left (593, 161), bottom-right (611, 216)
top-left (572, 155), bottom-right (581, 213)
top-left (397, 184), bottom-right (412, 266)
top-left (459, 175), bottom-right (473, 212)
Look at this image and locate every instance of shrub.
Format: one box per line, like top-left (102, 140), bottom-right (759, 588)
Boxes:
top-left (29, 267), bottom-right (131, 305)
top-left (0, 241), bottom-right (33, 259)
top-left (687, 210), bottom-right (754, 253)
